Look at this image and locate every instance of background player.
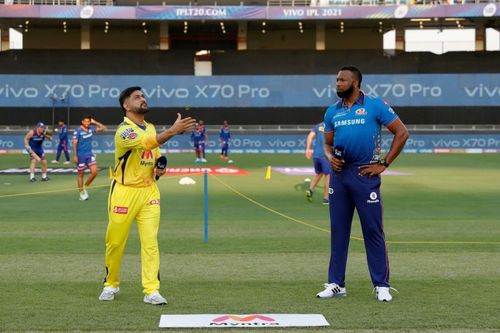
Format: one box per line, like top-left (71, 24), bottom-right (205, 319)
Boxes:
top-left (99, 86), bottom-right (196, 305)
top-left (305, 122), bottom-right (331, 205)
top-left (191, 123), bottom-right (204, 164)
top-left (198, 119), bottom-right (208, 163)
top-left (219, 120), bottom-right (231, 160)
top-left (24, 122), bottom-right (52, 182)
top-left (51, 119), bottom-right (71, 165)
top-left (317, 66), bottom-right (409, 302)
top-left (72, 115), bottom-right (106, 201)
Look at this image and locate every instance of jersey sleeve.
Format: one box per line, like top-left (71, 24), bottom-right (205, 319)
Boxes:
top-left (323, 107), bottom-right (335, 132)
top-left (115, 124), bottom-right (159, 151)
top-left (377, 99), bottom-right (398, 126)
top-left (72, 130), bottom-right (79, 143)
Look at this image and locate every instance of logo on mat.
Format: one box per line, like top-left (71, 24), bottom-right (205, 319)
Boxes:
top-left (113, 206), bottom-right (128, 214)
top-left (212, 315), bottom-right (275, 323)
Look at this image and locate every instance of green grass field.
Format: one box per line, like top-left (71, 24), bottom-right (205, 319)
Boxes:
top-left (0, 153), bottom-right (499, 332)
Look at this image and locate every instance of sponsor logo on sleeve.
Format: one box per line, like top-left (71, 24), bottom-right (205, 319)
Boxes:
top-left (113, 206), bottom-right (128, 214)
top-left (148, 199), bottom-right (160, 205)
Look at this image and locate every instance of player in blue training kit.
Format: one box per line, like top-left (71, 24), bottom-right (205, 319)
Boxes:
top-left (305, 122), bottom-right (331, 205)
top-left (191, 123), bottom-right (205, 164)
top-left (72, 115), bottom-right (106, 201)
top-left (24, 122), bottom-right (52, 182)
top-left (219, 120), bottom-right (231, 160)
top-left (316, 66), bottom-right (409, 302)
top-left (52, 119), bottom-right (71, 165)
top-left (199, 120), bottom-right (208, 163)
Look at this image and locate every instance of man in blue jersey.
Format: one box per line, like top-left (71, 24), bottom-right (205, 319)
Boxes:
top-left (316, 66), bottom-right (409, 302)
top-left (191, 123), bottom-right (205, 164)
top-left (199, 120), bottom-right (208, 163)
top-left (305, 122), bottom-right (331, 205)
top-left (24, 122), bottom-right (52, 182)
top-left (51, 119), bottom-right (71, 165)
top-left (219, 120), bottom-right (231, 160)
top-left (72, 115), bottom-right (107, 201)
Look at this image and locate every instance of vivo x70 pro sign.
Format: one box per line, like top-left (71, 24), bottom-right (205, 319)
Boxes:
top-left (0, 74), bottom-right (499, 108)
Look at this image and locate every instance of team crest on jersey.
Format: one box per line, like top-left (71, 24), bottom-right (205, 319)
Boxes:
top-left (355, 108), bottom-right (367, 115)
top-left (120, 128), bottom-right (135, 140)
top-left (319, 125), bottom-right (325, 132)
top-left (148, 199), bottom-right (160, 205)
top-left (113, 206), bottom-right (128, 214)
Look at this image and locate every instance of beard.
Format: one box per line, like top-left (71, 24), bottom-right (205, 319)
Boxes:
top-left (336, 83), bottom-right (354, 99)
top-left (134, 103), bottom-right (149, 114)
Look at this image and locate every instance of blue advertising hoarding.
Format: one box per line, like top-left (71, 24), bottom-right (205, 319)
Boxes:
top-left (0, 74), bottom-right (499, 108)
top-left (1, 133), bottom-right (500, 154)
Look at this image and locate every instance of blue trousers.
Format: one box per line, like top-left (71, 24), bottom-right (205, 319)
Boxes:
top-left (328, 164), bottom-right (390, 287)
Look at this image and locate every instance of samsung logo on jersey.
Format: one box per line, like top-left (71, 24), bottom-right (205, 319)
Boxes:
top-left (334, 119), bottom-right (366, 127)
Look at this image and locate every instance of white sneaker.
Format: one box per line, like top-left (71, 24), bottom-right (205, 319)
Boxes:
top-left (316, 283), bottom-right (347, 298)
top-left (51, 160), bottom-right (59, 164)
top-left (79, 189), bottom-right (89, 201)
top-left (201, 158), bottom-right (207, 163)
top-left (99, 287), bottom-right (120, 301)
top-left (144, 291), bottom-right (167, 305)
top-left (63, 161), bottom-right (71, 165)
top-left (195, 158), bottom-right (201, 163)
top-left (374, 286), bottom-right (393, 302)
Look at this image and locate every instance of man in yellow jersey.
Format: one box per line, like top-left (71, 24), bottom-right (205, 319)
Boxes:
top-left (99, 86), bottom-right (196, 305)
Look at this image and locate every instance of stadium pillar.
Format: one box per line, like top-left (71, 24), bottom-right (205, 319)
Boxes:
top-left (315, 22), bottom-right (325, 50)
top-left (475, 23), bottom-right (485, 51)
top-left (237, 21), bottom-right (247, 50)
top-left (81, 21), bottom-right (90, 50)
top-left (395, 28), bottom-right (405, 51)
top-left (160, 22), bottom-right (169, 50)
top-left (0, 28), bottom-right (9, 51)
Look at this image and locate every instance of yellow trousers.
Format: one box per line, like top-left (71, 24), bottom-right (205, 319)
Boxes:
top-left (104, 181), bottom-right (161, 295)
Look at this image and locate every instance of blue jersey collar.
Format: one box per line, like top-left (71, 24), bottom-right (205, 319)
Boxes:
top-left (336, 91), bottom-right (365, 109)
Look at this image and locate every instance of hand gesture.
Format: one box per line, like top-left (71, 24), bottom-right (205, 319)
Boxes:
top-left (171, 113), bottom-right (196, 135)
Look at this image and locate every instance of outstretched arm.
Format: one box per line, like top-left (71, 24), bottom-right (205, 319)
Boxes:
top-left (156, 113), bottom-right (196, 145)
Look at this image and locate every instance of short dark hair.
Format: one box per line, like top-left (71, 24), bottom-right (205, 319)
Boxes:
top-left (82, 114), bottom-right (92, 121)
top-left (340, 66), bottom-right (362, 87)
top-left (119, 86), bottom-right (142, 112)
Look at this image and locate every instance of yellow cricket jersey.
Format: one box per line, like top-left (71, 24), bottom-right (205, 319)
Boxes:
top-left (113, 117), bottom-right (161, 187)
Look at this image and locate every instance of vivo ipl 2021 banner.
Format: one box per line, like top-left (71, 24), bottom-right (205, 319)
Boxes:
top-left (0, 74), bottom-right (499, 108)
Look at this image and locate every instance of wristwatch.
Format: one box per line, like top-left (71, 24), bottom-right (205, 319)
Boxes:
top-left (379, 158), bottom-right (390, 168)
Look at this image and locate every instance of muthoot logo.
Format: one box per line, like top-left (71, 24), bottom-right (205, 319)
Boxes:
top-left (210, 315), bottom-right (279, 326)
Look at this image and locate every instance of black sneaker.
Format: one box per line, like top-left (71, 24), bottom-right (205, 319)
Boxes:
top-left (30, 177), bottom-right (37, 182)
top-left (322, 198), bottom-right (329, 205)
top-left (41, 177), bottom-right (50, 181)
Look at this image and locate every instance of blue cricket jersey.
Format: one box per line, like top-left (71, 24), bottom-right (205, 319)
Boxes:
top-left (191, 129), bottom-right (204, 144)
top-left (29, 129), bottom-right (46, 149)
top-left (220, 126), bottom-right (231, 143)
top-left (324, 92), bottom-right (398, 165)
top-left (72, 125), bottom-right (96, 157)
top-left (312, 123), bottom-right (327, 159)
top-left (59, 125), bottom-right (68, 142)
